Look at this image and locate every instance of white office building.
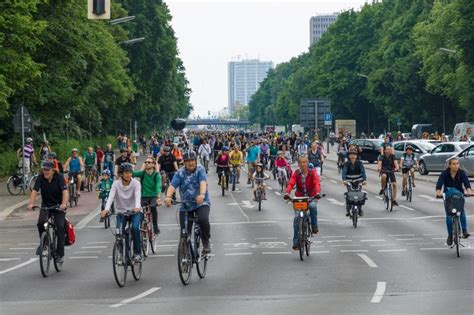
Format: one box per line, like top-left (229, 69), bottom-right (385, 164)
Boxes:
top-left (310, 13), bottom-right (339, 46)
top-left (228, 59), bottom-right (273, 114)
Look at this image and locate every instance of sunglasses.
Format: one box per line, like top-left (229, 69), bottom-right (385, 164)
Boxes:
top-left (145, 161), bottom-right (154, 164)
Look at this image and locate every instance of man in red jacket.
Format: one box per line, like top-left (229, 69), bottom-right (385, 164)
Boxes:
top-left (284, 155), bottom-right (321, 250)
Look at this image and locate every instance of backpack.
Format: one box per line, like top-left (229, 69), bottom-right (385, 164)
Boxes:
top-left (65, 218), bottom-right (75, 246)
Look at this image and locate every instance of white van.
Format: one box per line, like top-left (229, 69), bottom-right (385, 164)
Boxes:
top-left (452, 122), bottom-right (474, 141)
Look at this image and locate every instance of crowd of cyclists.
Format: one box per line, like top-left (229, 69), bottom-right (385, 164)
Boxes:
top-left (25, 127), bottom-right (472, 270)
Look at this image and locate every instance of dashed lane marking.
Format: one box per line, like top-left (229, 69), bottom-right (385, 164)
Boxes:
top-left (0, 258), bottom-right (20, 262)
top-left (378, 249), bottom-right (407, 253)
top-left (225, 252), bottom-right (252, 256)
top-left (110, 287), bottom-right (161, 308)
top-left (274, 191), bottom-right (281, 196)
top-left (311, 250), bottom-right (330, 254)
top-left (70, 256), bottom-right (99, 259)
top-left (370, 282), bottom-right (386, 303)
top-left (357, 254), bottom-right (378, 268)
top-left (360, 239), bottom-right (386, 242)
top-left (0, 258), bottom-right (37, 275)
top-left (388, 234), bottom-right (415, 237)
top-left (262, 252), bottom-right (291, 255)
top-left (399, 205), bottom-right (415, 211)
top-left (395, 238), bottom-right (423, 241)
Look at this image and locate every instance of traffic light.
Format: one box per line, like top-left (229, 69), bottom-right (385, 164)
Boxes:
top-left (88, 0), bottom-right (111, 19)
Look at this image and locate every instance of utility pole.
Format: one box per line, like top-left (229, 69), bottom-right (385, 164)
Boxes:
top-left (20, 106), bottom-right (26, 191)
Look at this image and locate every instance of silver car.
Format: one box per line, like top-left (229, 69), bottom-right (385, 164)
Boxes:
top-left (418, 142), bottom-right (472, 175)
top-left (448, 144), bottom-right (474, 176)
top-left (393, 140), bottom-right (436, 160)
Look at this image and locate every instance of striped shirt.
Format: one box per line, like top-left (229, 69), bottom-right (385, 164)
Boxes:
top-left (22, 144), bottom-right (34, 159)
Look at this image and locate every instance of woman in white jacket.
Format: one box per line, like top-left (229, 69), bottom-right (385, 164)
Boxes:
top-left (198, 139), bottom-right (212, 173)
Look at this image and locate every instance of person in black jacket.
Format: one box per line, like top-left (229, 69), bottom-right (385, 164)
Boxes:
top-left (342, 149), bottom-right (367, 216)
top-left (435, 157), bottom-right (472, 245)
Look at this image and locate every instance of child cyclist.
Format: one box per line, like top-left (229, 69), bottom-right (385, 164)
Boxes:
top-left (275, 151), bottom-right (291, 181)
top-left (98, 169), bottom-right (114, 222)
top-left (252, 163), bottom-right (270, 201)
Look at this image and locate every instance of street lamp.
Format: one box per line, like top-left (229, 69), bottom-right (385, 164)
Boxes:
top-left (108, 16), bottom-right (135, 25)
top-left (439, 47), bottom-right (456, 54)
top-left (357, 73), bottom-right (369, 79)
top-left (357, 73), bottom-right (370, 133)
top-left (120, 37), bottom-right (145, 45)
top-left (65, 113), bottom-right (71, 142)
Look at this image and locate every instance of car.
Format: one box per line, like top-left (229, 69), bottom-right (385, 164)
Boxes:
top-left (418, 142), bottom-right (472, 175)
top-left (393, 140), bottom-right (436, 161)
top-left (349, 139), bottom-right (383, 163)
top-left (447, 144), bottom-right (474, 176)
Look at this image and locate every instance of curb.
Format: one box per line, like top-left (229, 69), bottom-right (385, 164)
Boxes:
top-left (0, 199), bottom-right (29, 221)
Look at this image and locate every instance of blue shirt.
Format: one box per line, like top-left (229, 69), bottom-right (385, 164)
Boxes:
top-left (436, 169), bottom-right (471, 193)
top-left (69, 157), bottom-right (81, 172)
top-left (171, 165), bottom-right (210, 212)
top-left (246, 145), bottom-right (260, 163)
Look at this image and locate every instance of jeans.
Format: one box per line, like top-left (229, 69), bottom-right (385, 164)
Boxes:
top-left (104, 162), bottom-right (114, 179)
top-left (116, 213), bottom-right (143, 255)
top-left (179, 205), bottom-right (211, 243)
top-left (37, 209), bottom-right (66, 257)
top-left (444, 197), bottom-right (468, 236)
top-left (293, 201), bottom-right (317, 245)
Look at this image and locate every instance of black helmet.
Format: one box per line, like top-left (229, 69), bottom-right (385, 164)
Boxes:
top-left (119, 162), bottom-right (134, 174)
top-left (163, 146), bottom-right (171, 153)
top-left (183, 151), bottom-right (197, 161)
top-left (47, 152), bottom-right (57, 159)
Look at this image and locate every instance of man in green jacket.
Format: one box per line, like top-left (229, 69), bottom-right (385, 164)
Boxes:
top-left (133, 156), bottom-right (162, 234)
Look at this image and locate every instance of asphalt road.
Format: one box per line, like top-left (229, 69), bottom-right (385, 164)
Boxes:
top-left (0, 160), bottom-right (473, 315)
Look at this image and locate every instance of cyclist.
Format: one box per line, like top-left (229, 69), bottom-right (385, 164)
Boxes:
top-left (46, 152), bottom-right (63, 175)
top-left (342, 149), bottom-right (367, 217)
top-left (133, 156), bottom-right (162, 234)
top-left (102, 163), bottom-right (143, 262)
top-left (275, 151), bottom-right (291, 181)
top-left (377, 144), bottom-right (399, 206)
top-left (401, 145), bottom-right (419, 196)
top-left (252, 163), bottom-right (270, 201)
top-left (171, 143), bottom-right (183, 167)
top-left (63, 148), bottom-right (84, 196)
top-left (28, 161), bottom-right (68, 263)
top-left (246, 140), bottom-right (260, 185)
top-left (103, 144), bottom-right (115, 179)
top-left (229, 145), bottom-right (244, 184)
top-left (83, 147), bottom-right (97, 184)
top-left (260, 140), bottom-right (270, 168)
top-left (98, 169), bottom-right (114, 222)
top-left (269, 139), bottom-right (279, 171)
top-left (158, 146), bottom-right (179, 184)
top-left (164, 151), bottom-right (211, 254)
top-left (96, 146), bottom-right (104, 178)
top-left (435, 157), bottom-right (472, 245)
top-left (308, 141), bottom-right (324, 176)
top-left (284, 155), bottom-right (321, 249)
top-left (198, 139), bottom-right (212, 173)
top-left (380, 136), bottom-right (394, 155)
top-left (16, 137), bottom-right (37, 176)
top-left (296, 138), bottom-right (308, 157)
top-left (215, 146), bottom-right (231, 189)
top-left (337, 137), bottom-right (349, 166)
top-left (114, 148), bottom-right (131, 178)
top-left (39, 140), bottom-right (51, 161)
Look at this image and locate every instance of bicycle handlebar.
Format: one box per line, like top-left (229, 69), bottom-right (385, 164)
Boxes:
top-left (32, 205), bottom-right (63, 212)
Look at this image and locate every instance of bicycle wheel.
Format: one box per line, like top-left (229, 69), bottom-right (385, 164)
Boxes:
top-left (453, 217), bottom-right (460, 258)
top-left (384, 192), bottom-right (389, 211)
top-left (68, 185), bottom-right (74, 208)
top-left (305, 219), bottom-right (311, 256)
top-left (352, 206), bottom-right (358, 228)
top-left (52, 230), bottom-right (63, 272)
top-left (221, 175), bottom-right (225, 196)
top-left (141, 223), bottom-right (149, 258)
top-left (257, 190), bottom-right (262, 211)
top-left (112, 240), bottom-right (127, 287)
top-left (39, 232), bottom-right (51, 277)
top-left (177, 238), bottom-right (193, 285)
top-left (195, 233), bottom-right (207, 279)
top-left (104, 215), bottom-right (110, 229)
top-left (7, 175), bottom-right (23, 195)
top-left (131, 261), bottom-right (142, 281)
top-left (149, 224), bottom-right (156, 254)
top-left (298, 218), bottom-right (304, 261)
top-left (232, 173), bottom-right (236, 191)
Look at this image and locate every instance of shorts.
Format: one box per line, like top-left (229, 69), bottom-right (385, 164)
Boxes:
top-left (382, 171), bottom-right (396, 183)
top-left (401, 167), bottom-right (413, 174)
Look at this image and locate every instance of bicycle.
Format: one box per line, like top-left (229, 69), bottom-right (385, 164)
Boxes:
top-left (337, 153), bottom-right (346, 174)
top-left (7, 168), bottom-right (38, 195)
top-left (381, 170), bottom-right (395, 212)
top-left (269, 155), bottom-right (277, 179)
top-left (110, 211), bottom-right (143, 287)
top-left (405, 168), bottom-right (416, 203)
top-left (277, 167), bottom-right (288, 192)
top-left (33, 206), bottom-right (65, 277)
top-left (85, 166), bottom-right (95, 192)
top-left (230, 165), bottom-right (239, 191)
top-left (344, 180), bottom-right (367, 228)
top-left (174, 201), bottom-right (209, 285)
top-left (217, 165), bottom-right (229, 196)
top-left (66, 172), bottom-right (80, 208)
top-left (286, 196), bottom-right (316, 261)
top-left (438, 194), bottom-right (472, 258)
top-left (141, 201), bottom-right (158, 257)
top-left (255, 178), bottom-right (265, 211)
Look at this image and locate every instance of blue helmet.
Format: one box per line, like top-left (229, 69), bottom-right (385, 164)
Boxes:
top-left (309, 163), bottom-right (314, 169)
top-left (102, 169), bottom-right (111, 176)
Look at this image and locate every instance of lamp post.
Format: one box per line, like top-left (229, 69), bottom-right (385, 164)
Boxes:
top-left (357, 73), bottom-right (370, 133)
top-left (439, 47), bottom-right (456, 54)
top-left (65, 113), bottom-right (71, 142)
top-left (108, 16), bottom-right (135, 25)
top-left (120, 37), bottom-right (145, 45)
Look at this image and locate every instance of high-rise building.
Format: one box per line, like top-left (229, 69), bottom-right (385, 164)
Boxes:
top-left (228, 59), bottom-right (274, 114)
top-left (310, 13), bottom-right (338, 46)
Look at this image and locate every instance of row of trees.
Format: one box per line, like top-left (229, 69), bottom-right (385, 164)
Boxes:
top-left (249, 0), bottom-right (473, 134)
top-left (0, 0), bottom-right (191, 147)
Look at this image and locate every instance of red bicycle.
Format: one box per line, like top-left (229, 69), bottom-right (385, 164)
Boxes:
top-left (141, 202), bottom-right (157, 257)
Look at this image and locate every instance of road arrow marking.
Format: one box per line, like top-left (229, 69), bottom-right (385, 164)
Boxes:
top-left (371, 282), bottom-right (386, 303)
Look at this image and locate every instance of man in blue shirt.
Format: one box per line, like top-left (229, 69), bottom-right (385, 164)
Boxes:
top-left (246, 140), bottom-right (260, 184)
top-left (164, 151), bottom-right (211, 254)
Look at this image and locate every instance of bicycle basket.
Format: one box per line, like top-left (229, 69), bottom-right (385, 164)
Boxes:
top-left (293, 198), bottom-right (309, 211)
top-left (13, 176), bottom-right (22, 186)
top-left (346, 191), bottom-right (366, 205)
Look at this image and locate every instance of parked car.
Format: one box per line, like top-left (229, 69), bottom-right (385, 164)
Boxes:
top-left (418, 142), bottom-right (472, 175)
top-left (393, 140), bottom-right (436, 160)
top-left (349, 139), bottom-right (383, 163)
top-left (447, 144), bottom-right (474, 176)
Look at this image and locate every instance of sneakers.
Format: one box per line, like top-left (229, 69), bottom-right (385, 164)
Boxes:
top-left (247, 179), bottom-right (251, 185)
top-left (202, 241), bottom-right (211, 255)
top-left (346, 211), bottom-right (350, 217)
top-left (154, 227), bottom-right (160, 235)
top-left (392, 200), bottom-right (399, 206)
top-left (311, 225), bottom-right (319, 235)
top-left (292, 244), bottom-right (299, 250)
top-left (462, 232), bottom-right (470, 239)
top-left (99, 217), bottom-right (105, 223)
top-left (56, 256), bottom-right (64, 265)
top-left (379, 189), bottom-right (384, 195)
top-left (401, 190), bottom-right (406, 197)
top-left (35, 246), bottom-right (41, 255)
top-left (133, 254), bottom-right (143, 263)
top-left (447, 236), bottom-right (453, 246)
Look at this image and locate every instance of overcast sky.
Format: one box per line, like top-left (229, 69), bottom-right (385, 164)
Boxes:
top-left (166, 0), bottom-right (369, 117)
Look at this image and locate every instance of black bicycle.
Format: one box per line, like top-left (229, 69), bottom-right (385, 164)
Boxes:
top-left (230, 165), bottom-right (239, 191)
top-left (66, 172), bottom-right (79, 207)
top-left (175, 201), bottom-right (209, 285)
top-left (381, 170), bottom-right (395, 212)
top-left (33, 206), bottom-right (65, 277)
top-left (7, 168), bottom-right (37, 195)
top-left (111, 211), bottom-right (143, 287)
top-left (255, 178), bottom-right (265, 211)
top-left (344, 180), bottom-right (367, 228)
top-left (217, 165), bottom-right (230, 196)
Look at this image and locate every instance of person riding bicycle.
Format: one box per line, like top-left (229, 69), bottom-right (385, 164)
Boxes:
top-left (342, 149), bottom-right (367, 217)
top-left (171, 143), bottom-right (183, 167)
top-left (260, 140), bottom-right (270, 168)
top-left (102, 162), bottom-right (143, 262)
top-left (157, 146), bottom-right (178, 184)
top-left (246, 140), bottom-right (260, 185)
top-left (114, 148), bottom-right (131, 179)
top-left (308, 141), bottom-right (324, 176)
top-left (98, 169), bottom-right (114, 222)
top-left (377, 144), bottom-right (399, 206)
top-left (164, 151), bottom-right (212, 254)
top-left (46, 152), bottom-right (63, 175)
top-left (435, 157), bottom-right (472, 246)
top-left (198, 139), bottom-right (212, 173)
top-left (337, 137), bottom-right (349, 166)
top-left (215, 146), bottom-right (231, 189)
top-left (252, 163), bottom-right (270, 201)
top-left (28, 161), bottom-right (68, 264)
top-left (284, 155), bottom-right (322, 250)
top-left (133, 156), bottom-right (162, 234)
top-left (63, 148), bottom-right (84, 196)
top-left (103, 143), bottom-right (115, 179)
top-left (229, 145), bottom-right (244, 184)
top-left (269, 139), bottom-right (279, 171)
top-left (83, 147), bottom-right (97, 184)
top-left (296, 138), bottom-right (308, 157)
top-left (401, 145), bottom-right (419, 196)
top-left (275, 151), bottom-right (291, 181)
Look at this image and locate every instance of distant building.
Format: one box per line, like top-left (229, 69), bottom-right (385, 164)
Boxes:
top-left (228, 58), bottom-right (274, 114)
top-left (310, 13), bottom-right (338, 46)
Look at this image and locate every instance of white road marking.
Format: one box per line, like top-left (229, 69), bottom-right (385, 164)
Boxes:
top-left (357, 254), bottom-right (378, 268)
top-left (110, 287), bottom-right (161, 308)
top-left (322, 236), bottom-right (346, 238)
top-left (0, 258), bottom-right (20, 262)
top-left (405, 242), bottom-right (434, 246)
top-left (370, 282), bottom-right (386, 303)
top-left (274, 191), bottom-right (282, 196)
top-left (18, 243), bottom-right (37, 246)
top-left (378, 249), bottom-right (407, 253)
top-left (420, 247), bottom-right (449, 251)
top-left (156, 244), bottom-right (178, 248)
top-left (0, 258), bottom-right (37, 275)
top-left (395, 238), bottom-right (423, 241)
top-left (262, 252), bottom-right (291, 255)
top-left (81, 246), bottom-right (107, 249)
top-left (0, 199), bottom-right (30, 221)
top-left (74, 251), bottom-right (103, 254)
top-left (76, 204), bottom-right (101, 230)
top-left (399, 205), bottom-right (415, 211)
top-left (230, 192), bottom-right (250, 221)
top-left (255, 237), bottom-right (278, 240)
top-left (330, 244), bottom-right (361, 248)
top-left (87, 241), bottom-right (110, 244)
top-left (327, 240), bottom-right (352, 243)
top-left (311, 250), bottom-right (330, 254)
top-left (326, 198), bottom-right (345, 206)
top-left (9, 247), bottom-right (34, 250)
top-left (370, 244), bottom-right (396, 247)
top-left (226, 202), bottom-right (239, 206)
top-left (360, 239), bottom-right (386, 242)
top-left (149, 254), bottom-right (175, 257)
top-left (389, 234), bottom-right (415, 237)
top-left (70, 256), bottom-right (98, 259)
top-left (419, 195), bottom-right (443, 203)
top-left (267, 186), bottom-right (273, 190)
top-left (157, 240), bottom-right (179, 243)
top-left (431, 237), bottom-right (446, 240)
top-left (375, 196), bottom-right (383, 200)
top-left (340, 249), bottom-right (368, 253)
top-left (225, 252), bottom-right (252, 256)
top-left (330, 179), bottom-right (338, 184)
